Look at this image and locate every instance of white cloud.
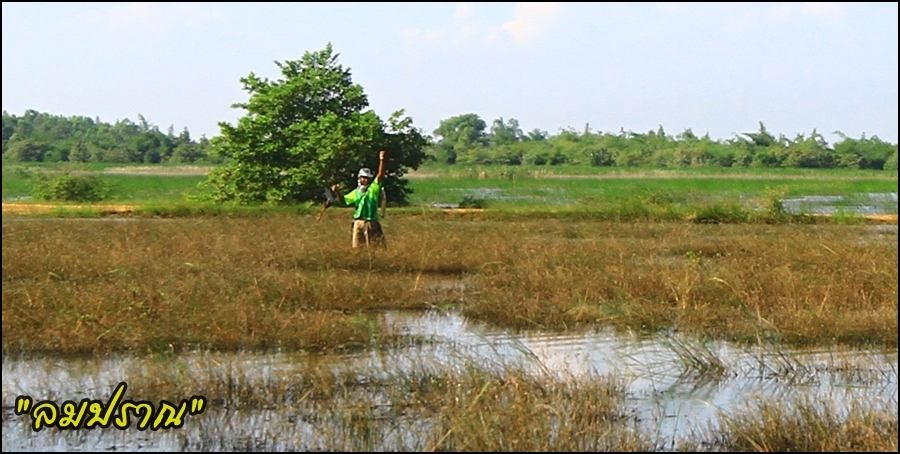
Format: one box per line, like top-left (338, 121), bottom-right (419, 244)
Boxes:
top-left (502, 3), bottom-right (564, 45)
top-left (800, 2), bottom-right (846, 19)
top-left (454, 2), bottom-right (473, 20)
top-left (403, 2), bottom-right (478, 48)
top-left (422, 29), bottom-right (444, 45)
top-left (403, 2), bottom-right (565, 48)
top-left (103, 3), bottom-right (166, 31)
top-left (402, 28), bottom-right (444, 46)
top-left (767, 2), bottom-right (847, 24)
top-left (486, 25), bottom-right (502, 44)
top-left (84, 2), bottom-right (218, 33)
top-left (401, 28), bottom-right (420, 45)
top-left (767, 3), bottom-right (793, 22)
top-left (655, 2), bottom-right (692, 13)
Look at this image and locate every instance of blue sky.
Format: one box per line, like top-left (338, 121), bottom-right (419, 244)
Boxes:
top-left (3, 2), bottom-right (898, 144)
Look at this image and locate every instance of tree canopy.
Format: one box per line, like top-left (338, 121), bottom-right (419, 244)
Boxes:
top-left (424, 115), bottom-right (897, 170)
top-left (205, 44), bottom-right (427, 204)
top-left (1, 110), bottom-right (212, 163)
top-left (431, 113), bottom-right (487, 164)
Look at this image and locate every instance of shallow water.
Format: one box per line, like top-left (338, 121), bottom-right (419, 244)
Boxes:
top-left (3, 311), bottom-right (897, 451)
top-left (781, 192), bottom-right (898, 215)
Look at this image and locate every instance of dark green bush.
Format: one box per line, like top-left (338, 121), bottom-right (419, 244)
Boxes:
top-left (692, 204), bottom-right (750, 224)
top-left (37, 173), bottom-right (110, 202)
top-left (459, 195), bottom-right (486, 209)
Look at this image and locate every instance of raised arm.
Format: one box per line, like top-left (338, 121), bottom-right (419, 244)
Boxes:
top-left (376, 150), bottom-right (387, 183)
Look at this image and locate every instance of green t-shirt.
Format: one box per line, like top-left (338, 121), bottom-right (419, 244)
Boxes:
top-left (344, 179), bottom-right (381, 221)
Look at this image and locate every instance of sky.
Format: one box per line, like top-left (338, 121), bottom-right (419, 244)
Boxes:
top-left (2, 2), bottom-right (898, 144)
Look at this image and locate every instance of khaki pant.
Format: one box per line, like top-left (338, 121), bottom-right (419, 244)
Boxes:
top-left (351, 220), bottom-right (385, 248)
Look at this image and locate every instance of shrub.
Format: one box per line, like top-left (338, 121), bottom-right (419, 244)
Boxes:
top-left (459, 195), bottom-right (486, 208)
top-left (37, 172), bottom-right (110, 202)
top-left (692, 204), bottom-right (750, 223)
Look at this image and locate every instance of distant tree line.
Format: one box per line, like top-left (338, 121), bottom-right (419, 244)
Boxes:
top-left (2, 110), bottom-right (217, 163)
top-left (429, 114), bottom-right (898, 170)
top-left (4, 109), bottom-right (897, 171)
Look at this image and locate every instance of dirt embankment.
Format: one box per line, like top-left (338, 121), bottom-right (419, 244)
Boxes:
top-left (2, 203), bottom-right (895, 223)
top-left (2, 203), bottom-right (136, 215)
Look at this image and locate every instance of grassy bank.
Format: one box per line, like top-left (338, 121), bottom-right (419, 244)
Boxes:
top-left (3, 163), bottom-right (896, 223)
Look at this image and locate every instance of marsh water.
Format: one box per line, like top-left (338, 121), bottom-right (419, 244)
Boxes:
top-left (430, 190), bottom-right (900, 214)
top-left (780, 192), bottom-right (898, 215)
top-left (3, 310), bottom-right (897, 451)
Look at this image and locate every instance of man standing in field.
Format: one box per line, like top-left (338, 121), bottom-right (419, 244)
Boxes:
top-left (331, 150), bottom-right (387, 248)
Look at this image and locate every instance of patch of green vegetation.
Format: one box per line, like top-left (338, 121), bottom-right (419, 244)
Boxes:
top-left (37, 173), bottom-right (110, 202)
top-left (3, 163), bottom-right (896, 223)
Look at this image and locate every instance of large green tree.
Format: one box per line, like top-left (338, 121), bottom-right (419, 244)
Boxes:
top-left (488, 117), bottom-right (523, 147)
top-left (205, 44), bottom-right (426, 204)
top-left (431, 113), bottom-right (487, 164)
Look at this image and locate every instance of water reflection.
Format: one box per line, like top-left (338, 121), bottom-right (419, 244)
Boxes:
top-left (781, 192), bottom-right (898, 215)
top-left (3, 310), bottom-right (897, 451)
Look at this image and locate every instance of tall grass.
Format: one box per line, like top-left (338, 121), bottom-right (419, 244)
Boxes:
top-left (5, 352), bottom-right (651, 451)
top-left (685, 397), bottom-right (898, 452)
top-left (464, 221), bottom-right (898, 346)
top-left (3, 217), bottom-right (897, 354)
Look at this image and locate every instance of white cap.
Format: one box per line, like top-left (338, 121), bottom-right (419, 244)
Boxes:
top-left (358, 168), bottom-right (374, 178)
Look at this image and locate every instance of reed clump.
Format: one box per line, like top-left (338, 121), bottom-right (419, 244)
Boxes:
top-left (684, 397), bottom-right (898, 452)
